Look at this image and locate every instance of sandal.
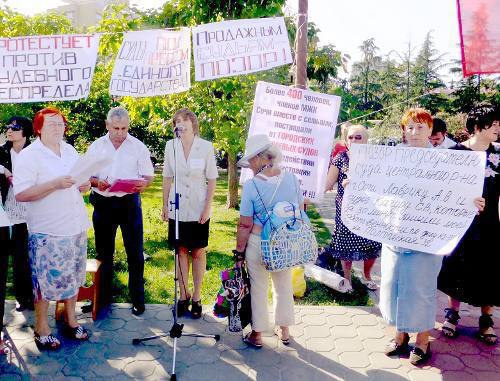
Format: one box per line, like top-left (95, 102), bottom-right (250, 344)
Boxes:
top-left (361, 278), bottom-right (378, 291)
top-left (478, 313), bottom-right (497, 345)
top-left (0, 340), bottom-right (9, 356)
top-left (63, 325), bottom-right (89, 341)
top-left (175, 298), bottom-right (191, 317)
top-left (274, 327), bottom-right (290, 345)
top-left (384, 332), bottom-right (410, 356)
top-left (410, 343), bottom-right (432, 365)
top-left (191, 300), bottom-right (203, 319)
top-left (442, 308), bottom-right (460, 338)
top-left (34, 332), bottom-right (61, 351)
top-left (242, 332), bottom-right (263, 349)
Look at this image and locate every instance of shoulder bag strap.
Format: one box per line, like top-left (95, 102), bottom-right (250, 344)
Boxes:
top-left (252, 172), bottom-right (284, 227)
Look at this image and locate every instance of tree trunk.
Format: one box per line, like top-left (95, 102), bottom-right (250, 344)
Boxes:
top-left (226, 152), bottom-right (239, 209)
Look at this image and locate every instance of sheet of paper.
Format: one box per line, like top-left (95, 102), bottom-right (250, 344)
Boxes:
top-left (70, 152), bottom-right (113, 187)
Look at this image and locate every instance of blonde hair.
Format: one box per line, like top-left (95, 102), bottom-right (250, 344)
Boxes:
top-left (339, 122), bottom-right (351, 144)
top-left (172, 108), bottom-right (200, 135)
top-left (347, 124), bottom-right (369, 140)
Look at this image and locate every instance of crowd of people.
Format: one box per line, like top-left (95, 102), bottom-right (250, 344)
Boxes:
top-left (0, 103), bottom-right (498, 368)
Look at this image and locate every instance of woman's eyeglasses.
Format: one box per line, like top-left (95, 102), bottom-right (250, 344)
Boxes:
top-left (347, 134), bottom-right (363, 140)
top-left (5, 124), bottom-right (22, 131)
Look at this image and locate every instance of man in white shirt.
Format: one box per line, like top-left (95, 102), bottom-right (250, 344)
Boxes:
top-left (429, 118), bottom-right (455, 149)
top-left (0, 116), bottom-right (34, 312)
top-left (87, 107), bottom-right (154, 316)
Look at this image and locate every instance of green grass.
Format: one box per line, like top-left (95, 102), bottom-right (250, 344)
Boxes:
top-left (5, 172), bottom-right (369, 306)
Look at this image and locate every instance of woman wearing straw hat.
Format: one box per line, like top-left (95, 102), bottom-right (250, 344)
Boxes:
top-left (234, 134), bottom-right (304, 348)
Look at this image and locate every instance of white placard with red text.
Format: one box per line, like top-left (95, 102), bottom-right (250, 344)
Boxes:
top-left (0, 34), bottom-right (100, 103)
top-left (242, 81), bottom-right (341, 202)
top-left (193, 17), bottom-right (292, 81)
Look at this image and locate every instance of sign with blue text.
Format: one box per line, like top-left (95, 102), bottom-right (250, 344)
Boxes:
top-left (241, 81), bottom-right (341, 202)
top-left (342, 144), bottom-right (486, 255)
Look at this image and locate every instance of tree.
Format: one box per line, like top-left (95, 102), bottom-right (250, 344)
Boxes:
top-left (411, 32), bottom-right (447, 112)
top-left (350, 38), bottom-right (383, 112)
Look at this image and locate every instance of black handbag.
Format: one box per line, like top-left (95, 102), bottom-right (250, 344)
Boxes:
top-left (213, 262), bottom-right (252, 332)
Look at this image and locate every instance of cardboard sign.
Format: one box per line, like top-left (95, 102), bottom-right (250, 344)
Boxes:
top-left (342, 144), bottom-right (486, 255)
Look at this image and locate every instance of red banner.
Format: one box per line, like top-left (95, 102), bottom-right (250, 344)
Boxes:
top-left (457, 0), bottom-right (500, 76)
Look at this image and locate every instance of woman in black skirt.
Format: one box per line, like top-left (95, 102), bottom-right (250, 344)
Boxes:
top-left (438, 103), bottom-right (499, 344)
top-left (161, 109), bottom-right (218, 318)
top-left (0, 210), bottom-right (9, 355)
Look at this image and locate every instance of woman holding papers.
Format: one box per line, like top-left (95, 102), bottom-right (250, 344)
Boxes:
top-left (379, 108), bottom-right (485, 365)
top-left (13, 108), bottom-right (91, 351)
top-left (325, 125), bottom-right (381, 292)
top-left (162, 108), bottom-right (218, 319)
top-left (438, 103), bottom-right (499, 345)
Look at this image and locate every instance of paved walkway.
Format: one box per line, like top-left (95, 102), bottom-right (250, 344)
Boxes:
top-left (1, 300), bottom-right (499, 380)
top-left (0, 192), bottom-right (497, 380)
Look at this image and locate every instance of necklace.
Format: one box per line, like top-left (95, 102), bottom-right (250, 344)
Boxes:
top-left (256, 163), bottom-right (273, 175)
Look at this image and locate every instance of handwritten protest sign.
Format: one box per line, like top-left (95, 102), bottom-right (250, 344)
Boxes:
top-left (110, 29), bottom-right (190, 97)
top-left (193, 17), bottom-right (292, 81)
top-left (241, 81), bottom-right (341, 202)
top-left (342, 144), bottom-right (486, 255)
top-left (0, 34), bottom-right (100, 103)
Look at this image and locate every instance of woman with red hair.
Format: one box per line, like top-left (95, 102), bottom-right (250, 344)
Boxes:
top-left (13, 107), bottom-right (91, 351)
top-left (379, 108), bottom-right (485, 365)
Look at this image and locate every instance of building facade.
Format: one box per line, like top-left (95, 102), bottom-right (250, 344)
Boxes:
top-left (48, 0), bottom-right (129, 29)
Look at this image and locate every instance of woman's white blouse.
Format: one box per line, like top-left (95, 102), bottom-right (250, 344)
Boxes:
top-left (162, 137), bottom-right (218, 222)
top-left (13, 139), bottom-right (90, 236)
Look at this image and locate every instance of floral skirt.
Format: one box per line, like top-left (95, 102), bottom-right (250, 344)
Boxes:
top-left (28, 231), bottom-right (87, 302)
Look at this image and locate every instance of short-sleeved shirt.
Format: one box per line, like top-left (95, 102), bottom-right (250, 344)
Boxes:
top-left (13, 139), bottom-right (90, 236)
top-left (240, 171), bottom-right (303, 226)
top-left (86, 133), bottom-right (155, 197)
top-left (162, 136), bottom-right (218, 222)
top-left (5, 148), bottom-right (27, 224)
top-left (435, 136), bottom-right (456, 149)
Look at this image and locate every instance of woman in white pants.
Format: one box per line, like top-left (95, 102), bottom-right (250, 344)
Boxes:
top-left (234, 134), bottom-right (303, 348)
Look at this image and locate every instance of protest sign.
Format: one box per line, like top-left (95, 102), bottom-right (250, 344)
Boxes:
top-left (241, 81), bottom-right (341, 202)
top-left (342, 144), bottom-right (486, 255)
top-left (0, 34), bottom-right (100, 103)
top-left (193, 17), bottom-right (292, 81)
top-left (110, 28), bottom-right (191, 97)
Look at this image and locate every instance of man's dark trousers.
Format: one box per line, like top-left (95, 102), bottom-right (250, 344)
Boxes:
top-left (91, 192), bottom-right (145, 307)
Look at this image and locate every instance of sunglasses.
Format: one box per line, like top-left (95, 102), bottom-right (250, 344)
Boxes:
top-left (5, 124), bottom-right (22, 131)
top-left (347, 134), bottom-right (363, 140)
